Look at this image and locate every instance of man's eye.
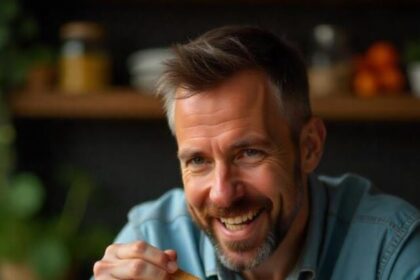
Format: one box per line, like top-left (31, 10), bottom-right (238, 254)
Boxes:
top-left (185, 156), bottom-right (211, 173)
top-left (237, 149), bottom-right (265, 163)
top-left (189, 156), bottom-right (206, 166)
top-left (244, 149), bottom-right (262, 157)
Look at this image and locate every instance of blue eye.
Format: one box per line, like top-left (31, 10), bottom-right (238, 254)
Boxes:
top-left (243, 149), bottom-right (262, 157)
top-left (237, 149), bottom-right (265, 164)
top-left (190, 156), bottom-right (205, 165)
top-left (185, 156), bottom-right (211, 173)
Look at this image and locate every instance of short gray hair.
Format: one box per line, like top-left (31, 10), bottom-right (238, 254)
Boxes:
top-left (156, 25), bottom-right (311, 141)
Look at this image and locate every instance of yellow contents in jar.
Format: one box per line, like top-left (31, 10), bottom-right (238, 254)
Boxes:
top-left (59, 53), bottom-right (109, 93)
top-left (58, 21), bottom-right (110, 94)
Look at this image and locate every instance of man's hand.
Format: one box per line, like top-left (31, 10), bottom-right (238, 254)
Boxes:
top-left (93, 241), bottom-right (178, 280)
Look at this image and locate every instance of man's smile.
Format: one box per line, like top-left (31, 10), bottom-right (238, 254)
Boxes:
top-left (219, 208), bottom-right (263, 231)
top-left (211, 207), bottom-right (269, 247)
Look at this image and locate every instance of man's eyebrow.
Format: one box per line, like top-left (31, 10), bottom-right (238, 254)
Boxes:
top-left (177, 149), bottom-right (202, 161)
top-left (177, 136), bottom-right (272, 160)
top-left (230, 136), bottom-right (272, 150)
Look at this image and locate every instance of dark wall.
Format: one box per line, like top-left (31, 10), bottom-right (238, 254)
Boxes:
top-left (23, 0), bottom-right (420, 85)
top-left (14, 119), bottom-right (420, 229)
top-left (319, 121), bottom-right (420, 208)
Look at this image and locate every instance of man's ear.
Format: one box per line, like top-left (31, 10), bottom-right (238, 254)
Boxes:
top-left (299, 117), bottom-right (327, 173)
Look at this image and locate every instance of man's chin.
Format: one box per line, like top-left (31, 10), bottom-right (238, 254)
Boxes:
top-left (218, 248), bottom-right (260, 271)
top-left (213, 231), bottom-right (277, 272)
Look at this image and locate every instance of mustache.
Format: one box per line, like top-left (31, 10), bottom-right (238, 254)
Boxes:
top-left (202, 196), bottom-right (272, 218)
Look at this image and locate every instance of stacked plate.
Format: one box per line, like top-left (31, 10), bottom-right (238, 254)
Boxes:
top-left (127, 48), bottom-right (174, 93)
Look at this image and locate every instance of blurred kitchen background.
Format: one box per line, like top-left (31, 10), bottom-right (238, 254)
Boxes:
top-left (1, 0), bottom-right (420, 278)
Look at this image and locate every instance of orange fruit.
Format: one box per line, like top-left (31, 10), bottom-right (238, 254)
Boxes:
top-left (366, 41), bottom-right (399, 70)
top-left (377, 67), bottom-right (405, 93)
top-left (353, 70), bottom-right (379, 97)
top-left (352, 55), bottom-right (371, 73)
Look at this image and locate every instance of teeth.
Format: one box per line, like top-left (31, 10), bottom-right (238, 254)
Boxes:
top-left (220, 209), bottom-right (259, 226)
top-left (225, 223), bottom-right (246, 231)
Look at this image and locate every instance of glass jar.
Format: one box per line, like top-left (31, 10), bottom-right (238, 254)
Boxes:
top-left (308, 24), bottom-right (351, 97)
top-left (59, 21), bottom-right (110, 93)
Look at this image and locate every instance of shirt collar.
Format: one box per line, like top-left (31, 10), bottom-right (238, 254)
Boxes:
top-left (199, 230), bottom-right (219, 278)
top-left (197, 174), bottom-right (327, 280)
top-left (296, 174), bottom-right (327, 280)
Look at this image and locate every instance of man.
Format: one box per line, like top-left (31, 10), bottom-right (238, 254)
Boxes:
top-left (93, 26), bottom-right (420, 280)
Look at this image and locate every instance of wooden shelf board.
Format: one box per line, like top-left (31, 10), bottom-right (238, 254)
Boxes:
top-left (9, 88), bottom-right (164, 119)
top-left (8, 89), bottom-right (420, 121)
top-left (311, 95), bottom-right (420, 121)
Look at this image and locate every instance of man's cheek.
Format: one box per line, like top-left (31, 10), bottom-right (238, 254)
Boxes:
top-left (187, 204), bottom-right (210, 230)
top-left (184, 176), bottom-right (210, 206)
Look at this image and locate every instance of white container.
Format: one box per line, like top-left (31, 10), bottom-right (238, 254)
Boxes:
top-left (127, 48), bottom-right (174, 92)
top-left (407, 62), bottom-right (420, 98)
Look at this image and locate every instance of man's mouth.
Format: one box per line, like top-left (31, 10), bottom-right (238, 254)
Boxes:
top-left (219, 209), bottom-right (263, 231)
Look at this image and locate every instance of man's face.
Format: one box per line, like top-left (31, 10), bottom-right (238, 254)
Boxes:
top-left (174, 70), bottom-right (305, 271)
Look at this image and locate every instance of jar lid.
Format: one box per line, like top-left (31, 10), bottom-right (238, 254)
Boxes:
top-left (60, 21), bottom-right (104, 40)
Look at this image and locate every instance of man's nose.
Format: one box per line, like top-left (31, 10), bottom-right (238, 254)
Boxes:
top-left (209, 162), bottom-right (244, 208)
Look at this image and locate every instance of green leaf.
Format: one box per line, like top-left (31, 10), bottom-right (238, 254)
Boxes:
top-left (0, 123), bottom-right (15, 145)
top-left (27, 45), bottom-right (55, 64)
top-left (70, 226), bottom-right (114, 261)
top-left (0, 0), bottom-right (20, 24)
top-left (28, 237), bottom-right (70, 280)
top-left (0, 25), bottom-right (11, 49)
top-left (18, 17), bottom-right (38, 41)
top-left (0, 218), bottom-right (31, 261)
top-left (8, 173), bottom-right (45, 219)
top-left (404, 40), bottom-right (420, 63)
top-left (7, 50), bottom-right (30, 87)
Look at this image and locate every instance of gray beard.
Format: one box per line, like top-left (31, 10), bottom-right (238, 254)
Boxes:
top-left (205, 161), bottom-right (305, 272)
top-left (206, 227), bottom-right (277, 271)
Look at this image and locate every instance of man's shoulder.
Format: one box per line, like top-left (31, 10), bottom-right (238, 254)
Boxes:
top-left (127, 188), bottom-right (191, 226)
top-left (315, 173), bottom-right (420, 279)
top-left (317, 173), bottom-right (420, 224)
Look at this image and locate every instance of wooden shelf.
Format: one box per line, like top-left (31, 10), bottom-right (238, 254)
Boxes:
top-left (311, 95), bottom-right (420, 121)
top-left (9, 88), bottom-right (164, 120)
top-left (8, 88), bottom-right (420, 121)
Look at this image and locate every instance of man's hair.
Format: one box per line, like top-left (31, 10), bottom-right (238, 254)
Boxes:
top-left (156, 25), bottom-right (311, 141)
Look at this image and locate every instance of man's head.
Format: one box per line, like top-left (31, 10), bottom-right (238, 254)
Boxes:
top-left (157, 26), bottom-right (326, 272)
top-left (157, 25), bottom-right (311, 142)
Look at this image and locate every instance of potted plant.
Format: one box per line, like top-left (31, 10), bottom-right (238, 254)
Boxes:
top-left (404, 40), bottom-right (420, 97)
top-left (0, 1), bottom-right (113, 278)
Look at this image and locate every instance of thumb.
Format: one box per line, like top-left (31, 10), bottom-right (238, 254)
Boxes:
top-left (164, 249), bottom-right (177, 262)
top-left (164, 249), bottom-right (178, 273)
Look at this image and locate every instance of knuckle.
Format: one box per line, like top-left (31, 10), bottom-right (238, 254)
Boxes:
top-left (93, 260), bottom-right (105, 275)
top-left (104, 243), bottom-right (117, 256)
top-left (132, 240), bottom-right (147, 254)
top-left (129, 259), bottom-right (146, 276)
top-left (156, 252), bottom-right (168, 265)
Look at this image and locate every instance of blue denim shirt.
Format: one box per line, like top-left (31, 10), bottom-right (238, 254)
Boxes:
top-left (109, 174), bottom-right (420, 280)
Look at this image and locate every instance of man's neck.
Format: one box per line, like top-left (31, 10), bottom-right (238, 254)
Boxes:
top-left (242, 185), bottom-right (309, 280)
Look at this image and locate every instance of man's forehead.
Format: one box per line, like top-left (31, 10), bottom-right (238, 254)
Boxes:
top-left (174, 70), bottom-right (272, 117)
top-left (172, 70), bottom-right (288, 145)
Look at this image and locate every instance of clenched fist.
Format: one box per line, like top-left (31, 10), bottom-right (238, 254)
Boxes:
top-left (93, 241), bottom-right (178, 280)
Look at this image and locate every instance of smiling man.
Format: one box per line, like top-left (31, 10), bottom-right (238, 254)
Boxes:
top-left (93, 26), bottom-right (420, 280)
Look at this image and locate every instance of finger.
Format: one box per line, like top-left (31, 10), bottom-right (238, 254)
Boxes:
top-left (93, 260), bottom-right (122, 280)
top-left (110, 259), bottom-right (170, 280)
top-left (102, 243), bottom-right (125, 261)
top-left (116, 241), bottom-right (178, 272)
top-left (164, 250), bottom-right (177, 262)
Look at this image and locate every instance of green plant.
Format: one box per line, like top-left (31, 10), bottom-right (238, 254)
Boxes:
top-left (0, 1), bottom-right (113, 279)
top-left (0, 166), bottom-right (114, 279)
top-left (0, 0), bottom-right (54, 94)
top-left (403, 40), bottom-right (420, 64)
